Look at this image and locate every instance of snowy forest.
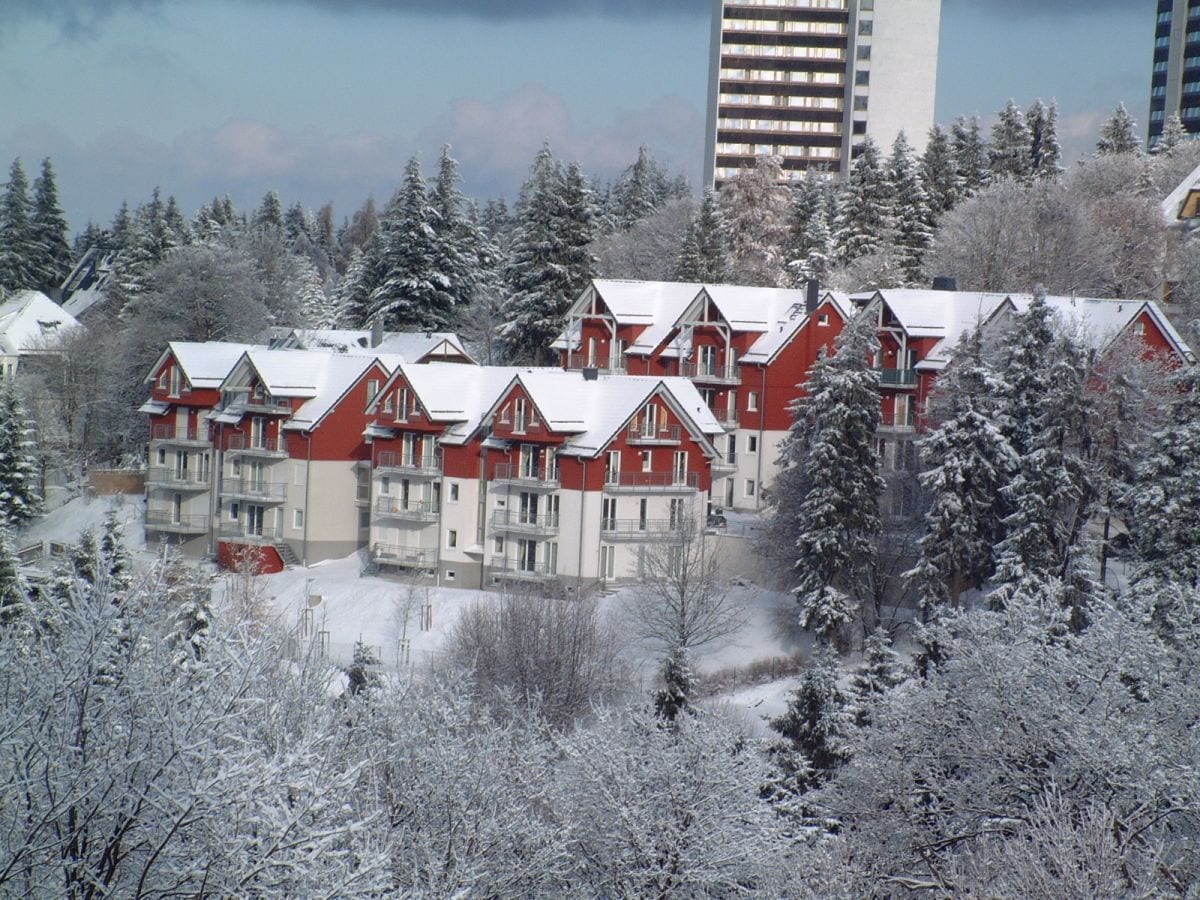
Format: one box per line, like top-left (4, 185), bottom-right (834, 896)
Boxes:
top-left (0, 99), bottom-right (1198, 895)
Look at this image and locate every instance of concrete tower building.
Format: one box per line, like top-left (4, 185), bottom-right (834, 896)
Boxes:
top-left (704, 0), bottom-right (942, 188)
top-left (1149, 0), bottom-right (1200, 147)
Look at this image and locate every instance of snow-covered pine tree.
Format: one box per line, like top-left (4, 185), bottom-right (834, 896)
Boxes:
top-left (673, 189), bottom-right (729, 283)
top-left (951, 116), bottom-right (991, 196)
top-left (887, 132), bottom-right (933, 285)
top-left (283, 201), bottom-right (313, 246)
top-left (292, 256), bottom-right (337, 328)
top-left (501, 144), bottom-right (596, 363)
top-left (786, 176), bottom-right (835, 286)
top-left (163, 555), bottom-right (215, 667)
top-left (1154, 113), bottom-right (1188, 155)
top-left (0, 384), bottom-right (41, 528)
top-left (163, 194), bottom-right (192, 249)
top-left (368, 156), bottom-right (456, 330)
top-left (253, 190), bottom-right (284, 231)
top-left (1028, 99), bottom-right (1064, 178)
top-left (912, 327), bottom-right (1018, 609)
top-left (1125, 364), bottom-right (1200, 588)
top-left (28, 158), bottom-right (72, 295)
top-left (334, 246), bottom-right (373, 327)
top-left (719, 154), bottom-right (793, 286)
top-left (428, 145), bottom-right (477, 317)
top-left (1096, 103), bottom-right (1142, 156)
top-left (608, 145), bottom-right (672, 231)
top-left (764, 647), bottom-right (850, 795)
top-left (653, 645), bottom-right (696, 723)
top-left (345, 640), bottom-right (383, 697)
top-left (989, 99), bottom-right (1033, 181)
top-left (99, 508), bottom-right (132, 594)
top-left (786, 311), bottom-right (884, 644)
top-left (920, 123), bottom-right (963, 219)
top-left (849, 627), bottom-right (909, 703)
top-left (0, 158), bottom-right (36, 293)
top-left (0, 526), bottom-right (28, 624)
top-left (834, 137), bottom-right (893, 266)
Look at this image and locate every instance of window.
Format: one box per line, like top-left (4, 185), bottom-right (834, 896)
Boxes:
top-left (600, 545), bottom-right (615, 579)
top-left (641, 450), bottom-right (653, 472)
top-left (853, 95), bottom-right (868, 112)
top-left (169, 366), bottom-right (181, 397)
top-left (157, 369), bottom-right (167, 389)
top-left (359, 510), bottom-right (370, 529)
top-left (602, 497), bottom-right (618, 531)
top-left (747, 391), bottom-right (759, 411)
top-left (380, 475), bottom-right (390, 495)
top-left (856, 44), bottom-right (871, 60)
top-left (383, 391), bottom-right (394, 414)
top-left (746, 479), bottom-right (756, 498)
top-left (853, 121), bottom-right (868, 135)
top-left (855, 71), bottom-right (870, 86)
top-left (294, 461), bottom-right (307, 485)
top-left (446, 570), bottom-right (456, 581)
top-left (673, 451), bottom-right (688, 485)
top-left (606, 450), bottom-right (621, 484)
top-left (858, 19), bottom-right (873, 35)
top-left (818, 313), bottom-right (830, 325)
top-left (367, 379), bottom-right (379, 400)
top-left (229, 502), bottom-right (240, 521)
top-left (748, 435), bottom-right (758, 454)
top-left (157, 447), bottom-right (166, 465)
top-left (294, 509), bottom-right (304, 529)
top-left (447, 529), bottom-right (458, 549)
top-left (494, 536), bottom-right (505, 554)
top-left (397, 388), bottom-right (409, 421)
top-left (514, 398), bottom-right (528, 433)
top-left (669, 498), bottom-right (682, 529)
top-left (1133, 320), bottom-right (1147, 337)
top-left (449, 483), bottom-right (459, 502)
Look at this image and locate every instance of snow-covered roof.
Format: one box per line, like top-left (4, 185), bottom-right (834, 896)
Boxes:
top-left (741, 292), bottom-right (856, 366)
top-left (285, 354), bottom-right (404, 431)
top-left (1008, 293), bottom-right (1195, 361)
top-left (145, 341), bottom-right (259, 388)
top-left (60, 248), bottom-right (116, 316)
top-left (1161, 158), bottom-right (1200, 227)
top-left (552, 280), bottom-right (704, 354)
top-left (700, 284), bottom-right (811, 332)
top-left (0, 290), bottom-right (78, 355)
top-left (278, 327), bottom-right (474, 363)
top-left (860, 289), bottom-right (1012, 371)
top-left (368, 363), bottom-right (526, 446)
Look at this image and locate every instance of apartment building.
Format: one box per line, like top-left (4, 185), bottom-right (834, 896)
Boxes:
top-left (1149, 0), bottom-right (1200, 147)
top-left (704, 0), bottom-right (942, 186)
top-left (364, 365), bottom-right (725, 589)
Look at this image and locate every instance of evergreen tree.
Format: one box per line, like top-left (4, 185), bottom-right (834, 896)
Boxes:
top-left (164, 558), bottom-right (214, 667)
top-left (163, 194), bottom-right (192, 249)
top-left (1154, 113), bottom-right (1188, 154)
top-left (785, 312), bottom-right (884, 644)
top-left (912, 327), bottom-right (1018, 609)
top-left (109, 201), bottom-right (133, 254)
top-left (1096, 102), bottom-right (1141, 156)
top-left (951, 115), bottom-right (990, 195)
top-left (834, 137), bottom-right (893, 266)
top-left (0, 158), bottom-right (35, 293)
top-left (284, 202), bottom-right (313, 246)
top-left (0, 384), bottom-right (41, 528)
top-left (344, 640), bottom-right (383, 697)
top-left (719, 154), bottom-right (793, 286)
top-left (786, 176), bottom-right (835, 286)
top-left (428, 145), bottom-right (477, 315)
top-left (294, 256), bottom-right (337, 328)
top-left (0, 526), bottom-right (28, 624)
top-left (920, 124), bottom-right (963, 219)
top-left (335, 247), bottom-right (373, 328)
top-left (989, 99), bottom-right (1033, 181)
top-left (501, 143), bottom-right (596, 363)
top-left (653, 646), bottom-right (695, 723)
top-left (764, 648), bottom-right (849, 795)
top-left (887, 132), bottom-right (933, 284)
top-left (254, 190), bottom-right (284, 230)
top-left (608, 145), bottom-right (672, 231)
top-left (368, 156), bottom-right (456, 330)
top-left (480, 197), bottom-right (512, 241)
top-left (1028, 99), bottom-right (1063, 178)
top-left (673, 190), bottom-right (729, 283)
top-left (849, 628), bottom-right (909, 704)
top-left (99, 508), bottom-right (132, 594)
top-left (28, 158), bottom-right (72, 294)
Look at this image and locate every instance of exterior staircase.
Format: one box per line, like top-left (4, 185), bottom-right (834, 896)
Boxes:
top-left (276, 542), bottom-right (301, 568)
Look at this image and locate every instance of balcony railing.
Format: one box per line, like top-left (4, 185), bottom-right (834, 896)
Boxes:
top-left (627, 423), bottom-right (682, 445)
top-left (879, 411), bottom-right (917, 433)
top-left (146, 467), bottom-right (210, 490)
top-left (491, 509), bottom-right (560, 537)
top-left (218, 520), bottom-right (283, 541)
top-left (876, 368), bottom-right (918, 388)
top-left (375, 497), bottom-right (440, 522)
top-left (600, 518), bottom-right (686, 541)
top-left (603, 471), bottom-right (700, 492)
top-left (150, 424), bottom-right (210, 445)
top-left (372, 544), bottom-right (438, 568)
top-left (493, 463), bottom-right (560, 489)
top-left (711, 457), bottom-right (737, 475)
top-left (679, 361), bottom-right (741, 384)
top-left (225, 434), bottom-right (288, 456)
top-left (145, 511), bottom-right (210, 534)
top-left (241, 395), bottom-right (293, 414)
top-left (712, 408), bottom-right (739, 429)
top-left (566, 353), bottom-right (626, 373)
top-left (220, 478), bottom-right (288, 502)
top-left (491, 558), bottom-right (559, 580)
top-left (377, 451), bottom-right (442, 476)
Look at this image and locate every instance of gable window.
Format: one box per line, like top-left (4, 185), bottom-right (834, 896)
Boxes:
top-left (514, 398), bottom-right (528, 433)
top-left (606, 450), bottom-right (622, 485)
top-left (397, 388), bottom-right (409, 422)
top-left (367, 379), bottom-right (380, 400)
top-left (157, 369), bottom-right (168, 390)
top-left (168, 366), bottom-right (181, 398)
top-left (382, 391), bottom-right (394, 414)
top-left (818, 313), bottom-right (830, 326)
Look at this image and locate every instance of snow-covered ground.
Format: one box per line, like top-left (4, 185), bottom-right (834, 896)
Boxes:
top-left (19, 491), bottom-right (149, 556)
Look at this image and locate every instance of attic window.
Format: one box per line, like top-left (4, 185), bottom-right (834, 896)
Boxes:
top-left (1134, 321), bottom-right (1146, 337)
top-left (818, 313), bottom-right (830, 326)
top-left (367, 379), bottom-right (380, 400)
top-left (1181, 189), bottom-right (1200, 219)
top-left (383, 392), bottom-right (394, 414)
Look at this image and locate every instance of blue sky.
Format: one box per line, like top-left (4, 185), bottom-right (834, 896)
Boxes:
top-left (0, 0), bottom-right (1155, 232)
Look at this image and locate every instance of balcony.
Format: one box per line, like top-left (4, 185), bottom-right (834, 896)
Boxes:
top-left (217, 520), bottom-right (283, 542)
top-left (680, 361), bottom-right (741, 385)
top-left (712, 408), bottom-right (739, 430)
top-left (492, 509), bottom-right (560, 537)
top-left (493, 463), bottom-right (560, 490)
top-left (146, 468), bottom-right (211, 491)
top-left (491, 558), bottom-right (559, 580)
top-left (711, 457), bottom-right (737, 476)
top-left (241, 395), bottom-right (293, 415)
top-left (603, 472), bottom-right (700, 493)
top-left (627, 423), bottom-right (681, 446)
top-left (377, 450), bottom-right (442, 477)
top-left (879, 411), bottom-right (917, 434)
top-left (876, 368), bottom-right (918, 388)
top-left (145, 511), bottom-right (210, 535)
top-left (225, 434), bottom-right (288, 457)
top-left (150, 424), bottom-right (211, 447)
top-left (566, 353), bottom-right (626, 374)
top-left (372, 543), bottom-right (438, 568)
top-left (600, 518), bottom-right (685, 542)
top-left (375, 497), bottom-right (440, 523)
top-left (220, 478), bottom-right (288, 502)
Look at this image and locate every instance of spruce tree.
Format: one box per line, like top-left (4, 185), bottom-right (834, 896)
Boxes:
top-left (674, 190), bottom-right (729, 283)
top-left (1096, 103), bottom-right (1142, 156)
top-left (719, 154), bottom-right (793, 286)
top-left (428, 145), bottom-right (477, 316)
top-left (345, 640), bottom-right (383, 697)
top-left (163, 195), bottom-right (192, 249)
top-left (609, 145), bottom-right (671, 231)
top-left (764, 648), bottom-right (849, 795)
top-left (920, 124), bottom-right (963, 219)
top-left (786, 176), bottom-right (835, 286)
top-left (950, 115), bottom-right (990, 196)
top-left (1028, 100), bottom-right (1063, 178)
top-left (1155, 113), bottom-right (1188, 154)
top-left (28, 158), bottom-right (72, 295)
top-left (0, 385), bottom-right (41, 528)
top-left (0, 159), bottom-right (35, 293)
top-left (912, 327), bottom-right (1017, 609)
top-left (501, 143), bottom-right (596, 363)
top-left (653, 646), bottom-right (695, 723)
top-left (989, 99), bottom-right (1033, 181)
top-left (784, 311), bottom-right (884, 643)
top-left (254, 190), bottom-right (284, 231)
top-left (335, 247), bottom-right (373, 327)
top-left (887, 132), bottom-right (933, 285)
top-left (0, 526), bottom-right (28, 624)
top-left (834, 137), bottom-right (893, 266)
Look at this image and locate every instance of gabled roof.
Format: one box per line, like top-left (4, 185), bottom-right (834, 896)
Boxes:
top-left (144, 341), bottom-right (258, 387)
top-left (0, 290), bottom-right (79, 355)
top-left (859, 289), bottom-right (1013, 371)
top-left (1007, 293), bottom-right (1195, 363)
top-left (285, 354), bottom-right (405, 432)
top-left (1161, 158), bottom-right (1200, 227)
top-left (552, 279), bottom-right (704, 354)
top-left (741, 292), bottom-right (855, 366)
top-left (367, 363), bottom-right (526, 445)
top-left (276, 327), bottom-right (474, 363)
top-left (699, 284), bottom-right (811, 332)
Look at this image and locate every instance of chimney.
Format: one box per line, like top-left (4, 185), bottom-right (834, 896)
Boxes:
top-left (582, 367), bottom-right (599, 381)
top-left (805, 278), bottom-right (820, 315)
top-left (932, 276), bottom-right (957, 292)
top-left (370, 317), bottom-right (384, 348)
